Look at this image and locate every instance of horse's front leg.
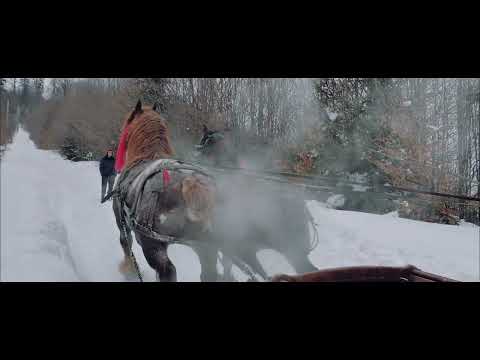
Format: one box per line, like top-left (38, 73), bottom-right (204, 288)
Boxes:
top-left (138, 234), bottom-right (177, 282)
top-left (113, 198), bottom-right (136, 274)
top-left (221, 252), bottom-right (234, 281)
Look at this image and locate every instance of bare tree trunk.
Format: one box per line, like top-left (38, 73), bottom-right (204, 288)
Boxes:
top-left (5, 97), bottom-right (9, 135)
top-left (431, 79), bottom-right (439, 192)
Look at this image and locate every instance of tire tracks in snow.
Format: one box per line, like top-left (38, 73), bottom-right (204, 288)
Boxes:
top-left (34, 181), bottom-right (87, 281)
top-left (35, 221), bottom-right (85, 281)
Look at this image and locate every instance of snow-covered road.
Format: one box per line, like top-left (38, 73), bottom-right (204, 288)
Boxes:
top-left (1, 128), bottom-right (207, 281)
top-left (1, 128), bottom-right (478, 281)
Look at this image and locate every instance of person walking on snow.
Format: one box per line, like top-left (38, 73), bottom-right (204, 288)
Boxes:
top-left (99, 149), bottom-right (116, 203)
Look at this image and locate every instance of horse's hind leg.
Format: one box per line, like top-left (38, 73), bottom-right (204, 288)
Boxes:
top-left (238, 248), bottom-right (269, 280)
top-left (190, 242), bottom-right (219, 282)
top-left (289, 253), bottom-right (318, 274)
top-left (137, 234), bottom-right (177, 282)
top-left (221, 252), bottom-right (234, 281)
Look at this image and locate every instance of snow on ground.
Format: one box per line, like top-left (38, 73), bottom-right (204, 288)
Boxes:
top-left (306, 201), bottom-right (479, 281)
top-left (327, 111), bottom-right (338, 121)
top-left (1, 128), bottom-right (202, 282)
top-left (326, 194), bottom-right (346, 208)
top-left (1, 128), bottom-right (479, 282)
top-left (351, 184), bottom-right (369, 192)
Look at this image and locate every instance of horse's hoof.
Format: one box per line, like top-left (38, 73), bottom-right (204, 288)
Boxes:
top-left (118, 258), bottom-right (135, 275)
top-left (124, 272), bottom-right (141, 282)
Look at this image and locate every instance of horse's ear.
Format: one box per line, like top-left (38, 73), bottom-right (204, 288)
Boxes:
top-left (134, 100), bottom-right (142, 113)
top-left (203, 124), bottom-right (209, 134)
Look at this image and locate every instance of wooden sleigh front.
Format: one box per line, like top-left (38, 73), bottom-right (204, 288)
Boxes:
top-left (270, 265), bottom-right (459, 282)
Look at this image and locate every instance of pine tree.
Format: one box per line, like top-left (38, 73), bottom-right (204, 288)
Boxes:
top-left (132, 78), bottom-right (170, 112)
top-left (314, 78), bottom-right (394, 176)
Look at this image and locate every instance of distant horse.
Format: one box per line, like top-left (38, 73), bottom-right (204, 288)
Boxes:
top-left (194, 125), bottom-right (239, 167)
top-left (112, 101), bottom-right (219, 281)
top-left (195, 126), bottom-right (319, 279)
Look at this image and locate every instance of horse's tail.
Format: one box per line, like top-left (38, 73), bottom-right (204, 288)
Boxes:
top-left (181, 174), bottom-right (216, 231)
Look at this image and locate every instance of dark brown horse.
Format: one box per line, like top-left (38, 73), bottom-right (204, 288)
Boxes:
top-left (112, 100), bottom-right (218, 281)
top-left (194, 125), bottom-right (239, 167)
top-left (195, 126), bottom-right (319, 280)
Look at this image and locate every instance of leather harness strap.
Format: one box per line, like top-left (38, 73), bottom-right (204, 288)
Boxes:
top-left (116, 158), bottom-right (213, 218)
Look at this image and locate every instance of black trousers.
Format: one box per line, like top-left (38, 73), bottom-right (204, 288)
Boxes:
top-left (101, 175), bottom-right (116, 201)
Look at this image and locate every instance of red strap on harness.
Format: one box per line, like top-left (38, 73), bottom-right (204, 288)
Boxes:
top-left (162, 169), bottom-right (171, 188)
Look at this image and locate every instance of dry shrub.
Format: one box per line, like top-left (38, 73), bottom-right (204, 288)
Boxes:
top-left (371, 119), bottom-right (461, 223)
top-left (24, 86), bottom-right (131, 158)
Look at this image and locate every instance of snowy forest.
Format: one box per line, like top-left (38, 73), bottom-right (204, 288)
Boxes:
top-left (1, 78), bottom-right (479, 225)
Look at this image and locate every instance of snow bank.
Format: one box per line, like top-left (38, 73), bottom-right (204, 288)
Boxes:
top-left (427, 124), bottom-right (440, 132)
top-left (326, 194), bottom-right (346, 208)
top-left (1, 129), bottom-right (202, 282)
top-left (306, 201), bottom-right (479, 281)
top-left (327, 111), bottom-right (338, 121)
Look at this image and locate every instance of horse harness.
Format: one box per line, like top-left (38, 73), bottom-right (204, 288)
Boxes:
top-left (111, 159), bottom-right (264, 281)
top-left (114, 159), bottom-right (212, 243)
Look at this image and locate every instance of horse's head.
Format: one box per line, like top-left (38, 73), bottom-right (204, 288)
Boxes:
top-left (116, 100), bottom-right (173, 172)
top-left (124, 100), bottom-right (162, 127)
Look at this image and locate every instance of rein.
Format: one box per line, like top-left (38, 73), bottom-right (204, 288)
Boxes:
top-left (102, 188), bottom-right (119, 202)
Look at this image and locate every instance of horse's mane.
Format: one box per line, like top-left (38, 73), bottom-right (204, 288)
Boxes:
top-left (123, 106), bottom-right (174, 170)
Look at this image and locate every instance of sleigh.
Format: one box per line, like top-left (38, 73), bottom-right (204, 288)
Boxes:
top-left (270, 265), bottom-right (459, 282)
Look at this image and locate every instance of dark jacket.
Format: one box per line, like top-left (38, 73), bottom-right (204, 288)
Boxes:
top-left (100, 155), bottom-right (116, 177)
